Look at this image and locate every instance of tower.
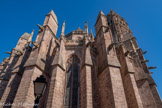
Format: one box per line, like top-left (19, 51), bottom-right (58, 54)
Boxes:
top-left (0, 9), bottom-right (161, 108)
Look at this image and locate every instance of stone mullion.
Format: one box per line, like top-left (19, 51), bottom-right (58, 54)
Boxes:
top-left (70, 62), bottom-right (74, 108)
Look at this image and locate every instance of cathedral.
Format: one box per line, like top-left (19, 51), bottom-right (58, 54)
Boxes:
top-left (0, 9), bottom-right (161, 108)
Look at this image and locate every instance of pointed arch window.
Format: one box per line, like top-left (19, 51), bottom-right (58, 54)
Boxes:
top-left (64, 55), bottom-right (80, 108)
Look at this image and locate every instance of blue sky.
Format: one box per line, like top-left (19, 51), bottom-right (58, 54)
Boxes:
top-left (0, 0), bottom-right (162, 97)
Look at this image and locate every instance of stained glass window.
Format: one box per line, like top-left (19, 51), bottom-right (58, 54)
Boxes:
top-left (64, 55), bottom-right (80, 108)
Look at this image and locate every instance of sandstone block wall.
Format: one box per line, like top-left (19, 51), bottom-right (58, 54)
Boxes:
top-left (0, 9), bottom-right (161, 108)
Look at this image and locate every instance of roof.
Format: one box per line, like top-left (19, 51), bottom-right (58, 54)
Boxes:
top-left (65, 27), bottom-right (86, 38)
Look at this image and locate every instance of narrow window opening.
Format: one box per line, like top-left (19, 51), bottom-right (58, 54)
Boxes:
top-left (64, 55), bottom-right (80, 108)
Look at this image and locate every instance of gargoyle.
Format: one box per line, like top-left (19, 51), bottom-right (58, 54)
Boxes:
top-left (141, 60), bottom-right (149, 63)
top-left (5, 51), bottom-right (11, 54)
top-left (150, 72), bottom-right (154, 74)
top-left (124, 50), bottom-right (134, 57)
top-left (37, 24), bottom-right (44, 32)
top-left (32, 41), bottom-right (40, 48)
top-left (107, 42), bottom-right (116, 54)
top-left (142, 51), bottom-right (147, 54)
top-left (13, 48), bottom-right (23, 56)
top-left (148, 66), bottom-right (157, 70)
top-left (28, 39), bottom-right (44, 49)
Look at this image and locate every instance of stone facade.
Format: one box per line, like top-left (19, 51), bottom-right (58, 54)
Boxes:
top-left (0, 10), bottom-right (161, 108)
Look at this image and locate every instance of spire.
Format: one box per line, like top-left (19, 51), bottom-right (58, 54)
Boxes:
top-left (84, 21), bottom-right (88, 34)
top-left (61, 20), bottom-right (65, 36)
top-left (28, 29), bottom-right (34, 42)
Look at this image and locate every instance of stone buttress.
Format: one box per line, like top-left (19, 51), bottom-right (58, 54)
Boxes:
top-left (0, 9), bottom-right (161, 108)
top-left (94, 11), bottom-right (128, 108)
top-left (12, 10), bottom-right (58, 108)
top-left (0, 32), bottom-right (32, 102)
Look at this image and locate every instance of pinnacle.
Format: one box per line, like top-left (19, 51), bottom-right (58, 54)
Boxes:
top-left (110, 9), bottom-right (114, 13)
top-left (61, 21), bottom-right (65, 36)
top-left (48, 10), bottom-right (54, 15)
top-left (63, 20), bottom-right (65, 26)
top-left (47, 10), bottom-right (58, 23)
top-left (90, 30), bottom-right (94, 40)
top-left (85, 21), bottom-right (88, 26)
top-left (110, 8), bottom-right (113, 12)
top-left (99, 10), bottom-right (105, 15)
top-left (90, 29), bottom-right (93, 34)
top-left (109, 9), bottom-right (118, 15)
top-left (76, 27), bottom-right (83, 32)
top-left (31, 29), bottom-right (34, 35)
top-left (32, 29), bottom-right (35, 32)
top-left (63, 20), bottom-right (65, 24)
top-left (85, 21), bottom-right (88, 33)
top-left (20, 32), bottom-right (31, 40)
top-left (27, 29), bottom-right (34, 42)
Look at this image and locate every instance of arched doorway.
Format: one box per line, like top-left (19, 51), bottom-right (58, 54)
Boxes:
top-left (64, 55), bottom-right (80, 108)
